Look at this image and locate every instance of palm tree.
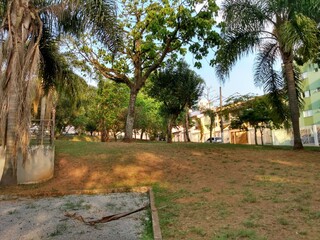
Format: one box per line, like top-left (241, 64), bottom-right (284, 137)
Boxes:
top-left (215, 0), bottom-right (320, 150)
top-left (0, 0), bottom-right (118, 185)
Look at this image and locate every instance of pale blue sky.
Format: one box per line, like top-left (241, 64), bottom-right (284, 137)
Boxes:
top-left (186, 52), bottom-right (264, 102)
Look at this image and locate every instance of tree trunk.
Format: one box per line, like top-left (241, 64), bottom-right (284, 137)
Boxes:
top-left (254, 127), bottom-right (258, 145)
top-left (124, 89), bottom-right (138, 142)
top-left (167, 117), bottom-right (173, 143)
top-left (260, 128), bottom-right (264, 146)
top-left (113, 132), bottom-right (117, 141)
top-left (1, 79), bottom-right (18, 185)
top-left (209, 118), bottom-right (214, 141)
top-left (101, 120), bottom-right (107, 142)
top-left (38, 96), bottom-right (47, 145)
top-left (184, 108), bottom-right (191, 142)
top-left (282, 52), bottom-right (303, 149)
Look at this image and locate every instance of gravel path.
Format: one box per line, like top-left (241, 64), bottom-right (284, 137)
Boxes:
top-left (0, 193), bottom-right (149, 240)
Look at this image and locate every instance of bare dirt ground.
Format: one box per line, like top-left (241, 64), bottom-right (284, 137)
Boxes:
top-left (1, 140), bottom-right (320, 240)
top-left (0, 192), bottom-right (149, 240)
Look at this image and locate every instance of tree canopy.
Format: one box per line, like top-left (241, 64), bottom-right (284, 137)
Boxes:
top-left (148, 59), bottom-right (205, 143)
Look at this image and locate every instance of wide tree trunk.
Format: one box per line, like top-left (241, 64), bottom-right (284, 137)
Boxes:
top-left (282, 53), bottom-right (303, 150)
top-left (124, 89), bottom-right (138, 142)
top-left (1, 79), bottom-right (19, 185)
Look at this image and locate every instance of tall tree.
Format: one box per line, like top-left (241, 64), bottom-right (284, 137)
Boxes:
top-left (148, 60), bottom-right (204, 143)
top-left (0, 0), bottom-right (118, 185)
top-left (214, 0), bottom-right (320, 150)
top-left (72, 0), bottom-right (220, 141)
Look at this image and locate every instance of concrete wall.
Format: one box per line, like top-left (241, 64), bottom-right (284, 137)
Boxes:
top-left (0, 145), bottom-right (54, 185)
top-left (17, 145), bottom-right (55, 184)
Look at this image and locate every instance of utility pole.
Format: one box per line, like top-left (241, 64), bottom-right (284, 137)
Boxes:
top-left (219, 86), bottom-right (224, 143)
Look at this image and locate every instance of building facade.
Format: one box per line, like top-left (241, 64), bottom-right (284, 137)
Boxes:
top-left (299, 62), bottom-right (320, 146)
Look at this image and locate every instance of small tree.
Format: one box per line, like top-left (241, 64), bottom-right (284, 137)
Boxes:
top-left (228, 96), bottom-right (285, 145)
top-left (148, 60), bottom-right (204, 143)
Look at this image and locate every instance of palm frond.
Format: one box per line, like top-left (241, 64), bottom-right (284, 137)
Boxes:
top-left (280, 14), bottom-right (319, 60)
top-left (222, 0), bottom-right (273, 34)
top-left (214, 31), bottom-right (260, 81)
top-left (254, 41), bottom-right (287, 122)
top-left (254, 41), bottom-right (280, 87)
top-left (58, 0), bottom-right (121, 53)
top-left (287, 0), bottom-right (320, 22)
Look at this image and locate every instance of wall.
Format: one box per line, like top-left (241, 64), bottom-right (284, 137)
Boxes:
top-left (0, 145), bottom-right (55, 184)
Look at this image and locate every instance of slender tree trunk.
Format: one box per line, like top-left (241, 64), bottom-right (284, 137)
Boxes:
top-left (124, 89), bottom-right (138, 142)
top-left (282, 52), bottom-right (303, 150)
top-left (38, 96), bottom-right (46, 145)
top-left (184, 108), bottom-right (190, 142)
top-left (167, 117), bottom-right (173, 143)
top-left (260, 128), bottom-right (264, 146)
top-left (254, 127), bottom-right (258, 145)
top-left (209, 117), bottom-right (214, 141)
top-left (101, 120), bottom-right (107, 142)
top-left (113, 132), bottom-right (117, 141)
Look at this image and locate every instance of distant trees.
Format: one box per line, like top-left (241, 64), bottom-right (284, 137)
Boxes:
top-left (215, 0), bottom-right (320, 149)
top-left (148, 60), bottom-right (205, 143)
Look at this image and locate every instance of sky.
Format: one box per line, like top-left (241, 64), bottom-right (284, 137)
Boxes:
top-left (189, 0), bottom-right (264, 103)
top-left (186, 52), bottom-right (265, 103)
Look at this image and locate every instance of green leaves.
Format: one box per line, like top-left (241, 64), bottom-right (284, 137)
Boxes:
top-left (279, 13), bottom-right (319, 61)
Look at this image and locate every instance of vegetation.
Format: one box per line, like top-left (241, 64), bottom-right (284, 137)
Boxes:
top-left (226, 95), bottom-right (285, 145)
top-left (70, 0), bottom-right (220, 141)
top-left (214, 0), bottom-right (320, 150)
top-left (148, 60), bottom-right (205, 143)
top-left (0, 0), bottom-right (119, 185)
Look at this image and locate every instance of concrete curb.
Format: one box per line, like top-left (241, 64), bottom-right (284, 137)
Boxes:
top-left (149, 188), bottom-right (162, 240)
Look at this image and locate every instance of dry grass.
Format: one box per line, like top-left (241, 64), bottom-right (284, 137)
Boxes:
top-left (1, 140), bottom-right (320, 240)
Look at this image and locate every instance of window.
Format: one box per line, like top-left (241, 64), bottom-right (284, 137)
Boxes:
top-left (303, 110), bottom-right (313, 117)
top-left (302, 72), bottom-right (308, 79)
top-left (303, 90), bottom-right (311, 98)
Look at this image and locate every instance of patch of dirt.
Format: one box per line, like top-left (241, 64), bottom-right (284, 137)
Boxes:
top-left (0, 193), bottom-right (149, 240)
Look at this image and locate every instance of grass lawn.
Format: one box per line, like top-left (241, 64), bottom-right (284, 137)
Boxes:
top-left (1, 139), bottom-right (320, 240)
